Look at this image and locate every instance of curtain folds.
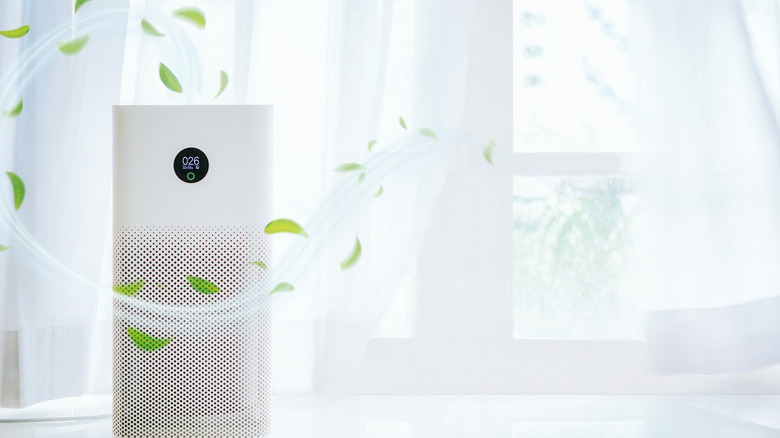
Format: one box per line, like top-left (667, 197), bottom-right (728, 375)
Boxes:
top-left (1, 0), bottom-right (485, 406)
top-left (0, 0), bottom-right (129, 407)
top-left (634, 0), bottom-right (780, 373)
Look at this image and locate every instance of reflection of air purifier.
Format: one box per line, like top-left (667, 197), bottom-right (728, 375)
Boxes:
top-left (112, 105), bottom-right (273, 436)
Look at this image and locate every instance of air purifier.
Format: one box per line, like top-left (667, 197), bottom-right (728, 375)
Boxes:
top-left (112, 105), bottom-right (273, 437)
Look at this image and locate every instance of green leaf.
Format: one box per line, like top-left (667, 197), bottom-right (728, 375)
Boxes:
top-left (75, 0), bottom-right (92, 13)
top-left (270, 282), bottom-right (294, 295)
top-left (334, 162), bottom-right (366, 173)
top-left (357, 172), bottom-right (366, 184)
top-left (127, 327), bottom-right (172, 352)
top-left (113, 278), bottom-right (146, 296)
top-left (0, 244), bottom-right (10, 252)
top-left (213, 70), bottom-right (229, 99)
top-left (141, 19), bottom-right (165, 37)
top-left (340, 236), bottom-right (362, 271)
top-left (57, 35), bottom-right (89, 55)
top-left (264, 218), bottom-right (308, 237)
top-left (186, 275), bottom-right (220, 294)
top-left (483, 139), bottom-right (497, 165)
top-left (367, 140), bottom-right (377, 152)
top-left (2, 99), bottom-right (23, 118)
top-left (373, 185), bottom-right (383, 198)
top-left (399, 116), bottom-right (407, 130)
top-left (248, 261), bottom-right (267, 269)
top-left (172, 7), bottom-right (206, 29)
top-left (0, 25), bottom-right (29, 39)
top-left (418, 127), bottom-right (437, 139)
top-left (6, 171), bottom-right (25, 211)
top-left (159, 62), bottom-right (183, 93)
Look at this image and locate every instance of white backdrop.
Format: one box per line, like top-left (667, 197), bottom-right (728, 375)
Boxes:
top-left (1, 0), bottom-right (780, 411)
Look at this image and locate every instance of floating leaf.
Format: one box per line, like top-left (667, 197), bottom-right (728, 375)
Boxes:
top-left (213, 70), bottom-right (228, 99)
top-left (2, 99), bottom-right (23, 118)
top-left (127, 327), bottom-right (172, 352)
top-left (172, 7), bottom-right (206, 29)
top-left (113, 278), bottom-right (146, 297)
top-left (357, 172), bottom-right (366, 184)
top-left (483, 139), bottom-right (497, 165)
top-left (159, 62), bottom-right (183, 93)
top-left (248, 261), bottom-right (267, 269)
top-left (6, 172), bottom-right (25, 211)
top-left (340, 236), bottom-right (362, 271)
top-left (0, 244), bottom-right (10, 252)
top-left (57, 35), bottom-right (89, 55)
top-left (418, 127), bottom-right (437, 139)
top-left (141, 19), bottom-right (165, 37)
top-left (75, 0), bottom-right (92, 13)
top-left (0, 25), bottom-right (29, 39)
top-left (373, 185), bottom-right (383, 198)
top-left (270, 282), bottom-right (294, 295)
top-left (399, 116), bottom-right (407, 130)
top-left (187, 275), bottom-right (220, 294)
top-left (264, 218), bottom-right (308, 237)
top-left (334, 162), bottom-right (366, 173)
top-left (153, 281), bottom-right (166, 289)
top-left (367, 140), bottom-right (377, 152)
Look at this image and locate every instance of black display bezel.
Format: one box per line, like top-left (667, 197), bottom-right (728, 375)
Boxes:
top-left (173, 147), bottom-right (209, 183)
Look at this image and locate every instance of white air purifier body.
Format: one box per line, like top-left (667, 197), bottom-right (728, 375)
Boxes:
top-left (112, 105), bottom-right (273, 437)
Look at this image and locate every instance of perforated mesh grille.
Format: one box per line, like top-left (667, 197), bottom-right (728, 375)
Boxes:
top-left (113, 226), bottom-right (271, 437)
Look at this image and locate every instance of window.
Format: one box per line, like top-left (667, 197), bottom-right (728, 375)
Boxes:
top-left (512, 0), bottom-right (640, 340)
top-left (359, 0), bottom-right (780, 394)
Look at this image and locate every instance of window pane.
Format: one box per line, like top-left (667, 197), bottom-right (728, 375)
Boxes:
top-left (513, 176), bottom-right (642, 339)
top-left (513, 0), bottom-right (635, 152)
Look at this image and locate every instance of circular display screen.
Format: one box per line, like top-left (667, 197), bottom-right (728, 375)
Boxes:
top-left (173, 147), bottom-right (209, 183)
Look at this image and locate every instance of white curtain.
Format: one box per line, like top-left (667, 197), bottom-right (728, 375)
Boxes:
top-left (0, 0), bottom-right (509, 409)
top-left (634, 0), bottom-right (780, 373)
top-left (0, 0), bottom-right (259, 408)
top-left (264, 0), bottom-right (511, 395)
top-left (0, 0), bottom-right (129, 408)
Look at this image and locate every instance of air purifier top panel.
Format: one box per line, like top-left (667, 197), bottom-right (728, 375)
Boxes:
top-left (113, 105), bottom-right (272, 227)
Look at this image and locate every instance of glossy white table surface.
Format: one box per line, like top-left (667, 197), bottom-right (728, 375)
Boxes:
top-left (1, 395), bottom-right (779, 437)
